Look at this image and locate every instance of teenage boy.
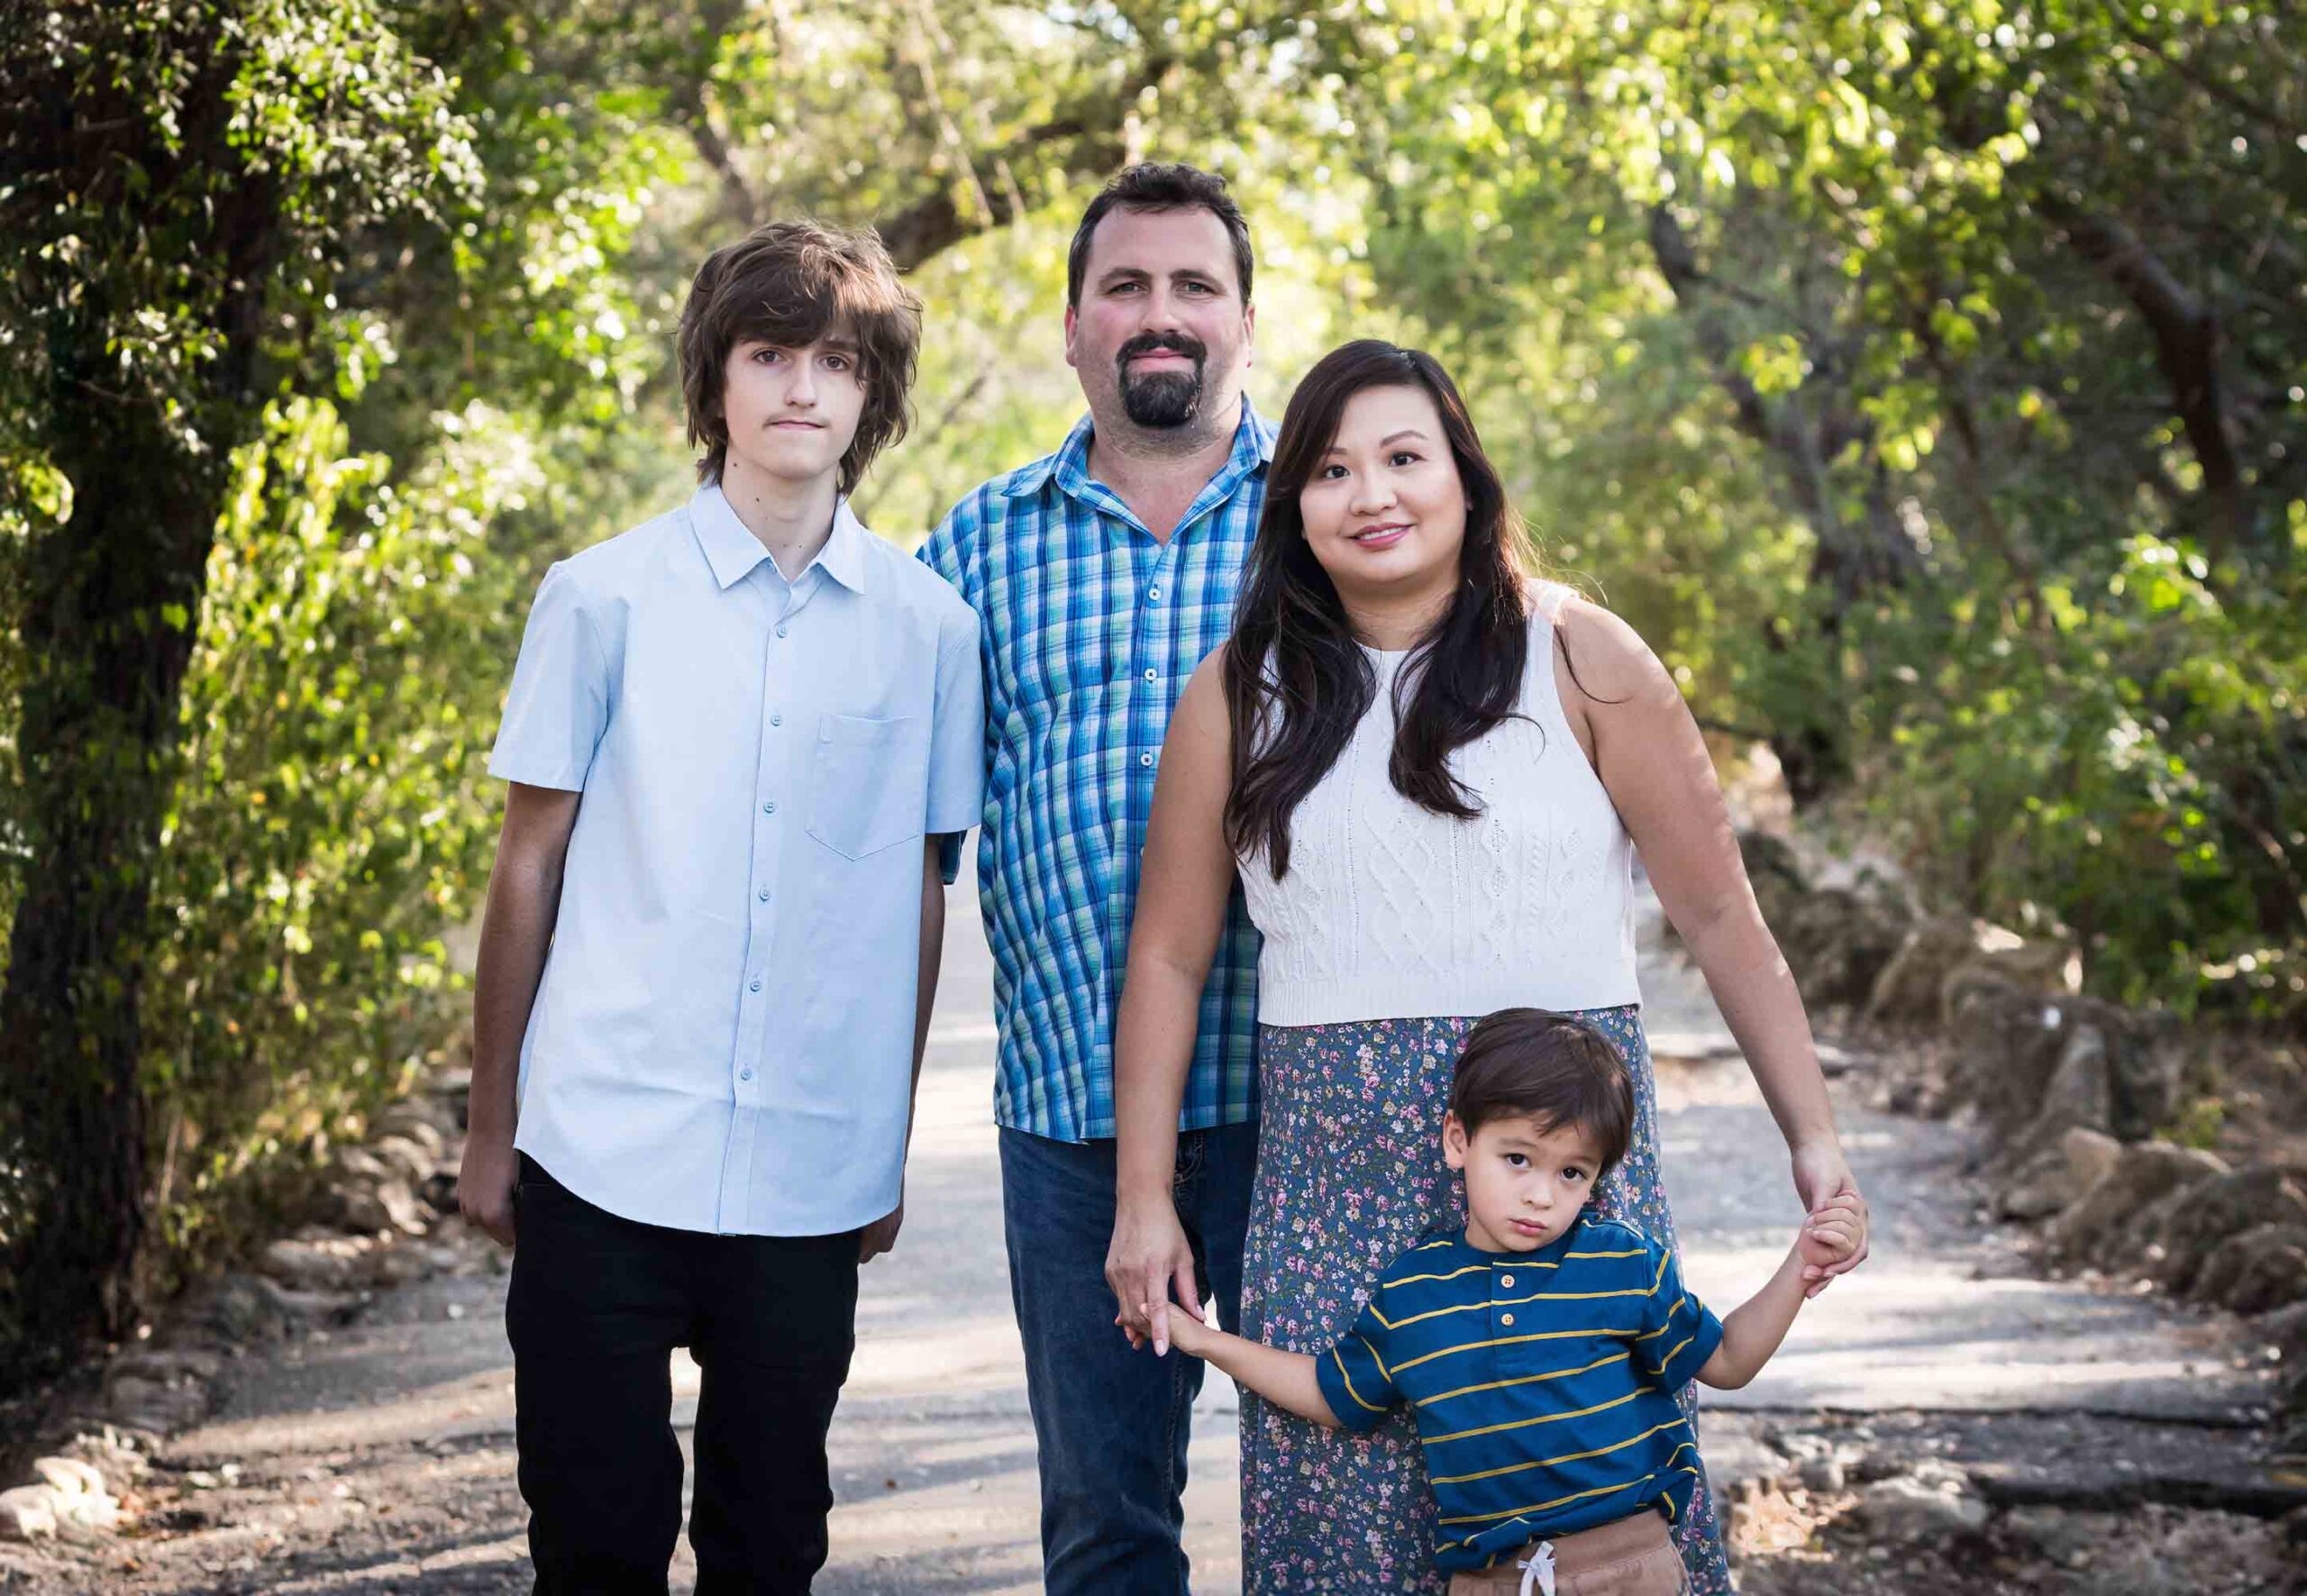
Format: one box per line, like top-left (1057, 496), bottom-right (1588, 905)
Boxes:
top-left (916, 163), bottom-right (1268, 1593)
top-left (462, 219), bottom-right (984, 1596)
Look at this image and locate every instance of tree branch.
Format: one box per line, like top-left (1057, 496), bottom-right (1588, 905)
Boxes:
top-left (875, 53), bottom-right (1175, 269)
top-left (663, 0), bottom-right (761, 228)
top-left (2046, 200), bottom-right (2245, 555)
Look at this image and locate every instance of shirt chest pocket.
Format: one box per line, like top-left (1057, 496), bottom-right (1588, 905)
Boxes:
top-left (807, 713), bottom-right (931, 860)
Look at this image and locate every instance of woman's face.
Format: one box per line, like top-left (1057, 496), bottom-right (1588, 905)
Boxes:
top-left (1296, 384), bottom-right (1468, 611)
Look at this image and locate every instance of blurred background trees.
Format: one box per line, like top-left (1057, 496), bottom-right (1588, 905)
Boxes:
top-left (0, 0), bottom-right (2297, 1389)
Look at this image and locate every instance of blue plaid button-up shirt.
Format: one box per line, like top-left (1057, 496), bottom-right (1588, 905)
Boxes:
top-left (918, 401), bottom-right (1272, 1143)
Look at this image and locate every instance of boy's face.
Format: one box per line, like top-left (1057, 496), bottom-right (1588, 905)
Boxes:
top-left (719, 329), bottom-right (867, 494)
top-left (1443, 1111), bottom-right (1604, 1254)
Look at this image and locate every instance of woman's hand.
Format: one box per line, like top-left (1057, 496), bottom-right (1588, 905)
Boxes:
top-left (1790, 1139), bottom-right (1869, 1296)
top-left (1107, 1195), bottom-right (1204, 1355)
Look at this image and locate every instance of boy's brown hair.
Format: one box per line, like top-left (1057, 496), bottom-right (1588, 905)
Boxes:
top-left (678, 219), bottom-right (921, 495)
top-left (1450, 1008), bottom-right (1637, 1183)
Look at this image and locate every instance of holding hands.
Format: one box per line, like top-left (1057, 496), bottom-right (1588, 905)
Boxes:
top-left (1791, 1140), bottom-right (1871, 1297)
top-left (1800, 1190), bottom-right (1865, 1273)
top-left (1107, 1194), bottom-right (1205, 1356)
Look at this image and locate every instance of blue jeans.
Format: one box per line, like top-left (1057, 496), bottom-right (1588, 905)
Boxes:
top-left (999, 1120), bottom-right (1258, 1596)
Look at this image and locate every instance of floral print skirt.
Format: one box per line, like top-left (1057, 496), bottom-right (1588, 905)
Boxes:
top-left (1236, 1008), bottom-right (1732, 1595)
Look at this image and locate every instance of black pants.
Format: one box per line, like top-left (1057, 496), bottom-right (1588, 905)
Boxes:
top-left (506, 1155), bottom-right (860, 1596)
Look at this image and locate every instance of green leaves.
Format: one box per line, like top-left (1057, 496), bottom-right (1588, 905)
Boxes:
top-left (142, 396), bottom-right (527, 1235)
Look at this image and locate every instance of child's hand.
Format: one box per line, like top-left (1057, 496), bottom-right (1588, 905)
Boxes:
top-left (1143, 1300), bottom-right (1215, 1357)
top-left (1800, 1193), bottom-right (1864, 1272)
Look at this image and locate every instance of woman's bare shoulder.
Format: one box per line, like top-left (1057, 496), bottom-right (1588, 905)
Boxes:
top-left (1538, 586), bottom-right (1674, 707)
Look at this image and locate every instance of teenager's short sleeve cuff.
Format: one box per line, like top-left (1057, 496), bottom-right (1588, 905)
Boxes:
top-left (489, 562), bottom-right (610, 793)
top-left (486, 751), bottom-right (588, 791)
top-left (923, 603), bottom-right (985, 844)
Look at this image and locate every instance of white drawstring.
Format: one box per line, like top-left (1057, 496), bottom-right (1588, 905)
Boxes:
top-left (1516, 1540), bottom-right (1557, 1596)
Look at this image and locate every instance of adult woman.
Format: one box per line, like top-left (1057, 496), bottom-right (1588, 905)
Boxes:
top-left (1105, 341), bottom-right (1868, 1591)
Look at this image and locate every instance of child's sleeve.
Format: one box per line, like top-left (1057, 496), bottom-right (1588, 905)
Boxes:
top-left (1313, 1292), bottom-right (1400, 1434)
top-left (1633, 1236), bottom-right (1724, 1392)
top-left (488, 562), bottom-right (610, 791)
top-left (925, 602), bottom-right (986, 885)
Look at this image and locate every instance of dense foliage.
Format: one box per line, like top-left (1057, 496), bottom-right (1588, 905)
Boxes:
top-left (0, 0), bottom-right (2296, 1386)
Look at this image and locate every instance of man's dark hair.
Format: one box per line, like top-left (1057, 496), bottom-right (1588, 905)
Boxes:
top-left (1451, 1009), bottom-right (1636, 1183)
top-left (1065, 163), bottom-right (1254, 307)
top-left (678, 218), bottom-right (921, 495)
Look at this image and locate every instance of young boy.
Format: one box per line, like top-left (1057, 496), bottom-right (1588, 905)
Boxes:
top-left (461, 219), bottom-right (984, 1595)
top-left (1148, 1008), bottom-right (1859, 1596)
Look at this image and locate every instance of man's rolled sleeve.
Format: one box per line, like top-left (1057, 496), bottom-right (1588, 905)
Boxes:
top-left (1313, 1297), bottom-right (1400, 1433)
top-left (926, 603), bottom-right (986, 884)
top-left (488, 561), bottom-right (609, 792)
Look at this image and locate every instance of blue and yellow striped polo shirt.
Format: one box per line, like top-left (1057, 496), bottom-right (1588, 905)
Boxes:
top-left (1313, 1212), bottom-right (1724, 1571)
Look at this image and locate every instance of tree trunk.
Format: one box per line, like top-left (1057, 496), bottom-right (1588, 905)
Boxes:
top-left (0, 133), bottom-right (269, 1377)
top-left (0, 325), bottom-right (233, 1382)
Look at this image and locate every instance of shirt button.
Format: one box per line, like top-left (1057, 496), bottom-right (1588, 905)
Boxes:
top-left (1143, 668), bottom-right (1157, 682)
top-left (758, 887), bottom-right (771, 902)
top-left (740, 1068), bottom-right (754, 1081)
top-left (1139, 752), bottom-right (1154, 768)
top-left (763, 800), bottom-right (778, 815)
top-left (749, 978), bottom-right (762, 992)
top-left (1500, 1275), bottom-right (1515, 1289)
top-left (776, 625), bottom-right (789, 638)
top-left (1147, 586), bottom-right (1163, 602)
top-left (1500, 1312), bottom-right (1516, 1327)
top-left (771, 714), bottom-right (783, 727)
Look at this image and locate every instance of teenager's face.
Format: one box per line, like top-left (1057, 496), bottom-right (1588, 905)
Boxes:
top-left (719, 330), bottom-right (867, 491)
top-left (1064, 206), bottom-right (1253, 435)
top-left (1297, 384), bottom-right (1467, 616)
top-left (1443, 1111), bottom-right (1603, 1254)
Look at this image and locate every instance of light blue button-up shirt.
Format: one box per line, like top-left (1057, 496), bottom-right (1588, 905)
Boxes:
top-left (488, 484), bottom-right (983, 1236)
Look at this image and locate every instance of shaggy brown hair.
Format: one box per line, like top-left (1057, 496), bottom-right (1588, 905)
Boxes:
top-left (678, 219), bottom-right (921, 494)
top-left (1451, 1008), bottom-right (1636, 1186)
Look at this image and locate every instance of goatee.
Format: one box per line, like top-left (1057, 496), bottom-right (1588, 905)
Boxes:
top-left (1116, 333), bottom-right (1208, 428)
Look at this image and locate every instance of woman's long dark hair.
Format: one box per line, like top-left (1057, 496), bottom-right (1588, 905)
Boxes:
top-left (1225, 340), bottom-right (1535, 880)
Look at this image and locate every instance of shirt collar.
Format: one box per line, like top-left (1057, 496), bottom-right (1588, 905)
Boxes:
top-left (689, 482), bottom-right (870, 593)
top-left (1003, 395), bottom-right (1275, 501)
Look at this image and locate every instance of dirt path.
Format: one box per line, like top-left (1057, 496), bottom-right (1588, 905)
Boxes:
top-left (2, 871), bottom-right (2294, 1593)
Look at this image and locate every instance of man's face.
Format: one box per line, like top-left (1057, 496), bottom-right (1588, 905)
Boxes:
top-left (718, 330), bottom-right (867, 490)
top-left (1064, 206), bottom-right (1253, 435)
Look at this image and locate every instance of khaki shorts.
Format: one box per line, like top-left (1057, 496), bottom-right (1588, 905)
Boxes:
top-left (1447, 1508), bottom-right (1689, 1596)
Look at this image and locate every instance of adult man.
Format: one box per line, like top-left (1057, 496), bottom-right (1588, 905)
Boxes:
top-left (917, 163), bottom-right (1267, 1592)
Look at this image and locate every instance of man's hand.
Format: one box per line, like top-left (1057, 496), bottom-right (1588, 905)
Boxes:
top-left (860, 1199), bottom-right (905, 1263)
top-left (459, 1132), bottom-right (518, 1248)
top-left (1791, 1139), bottom-right (1869, 1296)
top-left (1106, 1195), bottom-right (1203, 1356)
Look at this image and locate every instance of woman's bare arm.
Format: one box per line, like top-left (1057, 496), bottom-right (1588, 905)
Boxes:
top-left (1107, 652), bottom-right (1242, 1349)
top-left (1554, 597), bottom-right (1868, 1289)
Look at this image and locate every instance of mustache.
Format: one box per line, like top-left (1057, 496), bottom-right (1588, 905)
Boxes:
top-left (1116, 332), bottom-right (1207, 369)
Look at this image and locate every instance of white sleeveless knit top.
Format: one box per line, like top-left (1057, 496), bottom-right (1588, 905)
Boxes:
top-left (1236, 583), bottom-right (1640, 1026)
